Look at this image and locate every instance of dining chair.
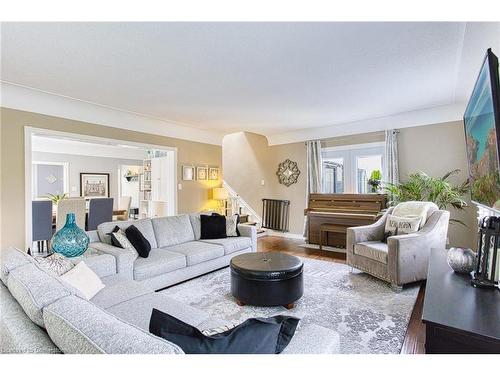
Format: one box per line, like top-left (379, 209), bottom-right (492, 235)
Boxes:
top-left (87, 198), bottom-right (114, 230)
top-left (32, 200), bottom-right (53, 253)
top-left (116, 196), bottom-right (132, 221)
top-left (56, 198), bottom-right (86, 231)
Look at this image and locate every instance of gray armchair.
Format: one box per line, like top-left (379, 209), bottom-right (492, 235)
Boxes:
top-left (346, 205), bottom-right (450, 289)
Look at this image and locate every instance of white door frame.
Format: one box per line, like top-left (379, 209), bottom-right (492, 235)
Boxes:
top-left (24, 126), bottom-right (178, 250)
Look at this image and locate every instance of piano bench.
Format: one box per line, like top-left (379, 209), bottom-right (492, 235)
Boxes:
top-left (319, 224), bottom-right (346, 250)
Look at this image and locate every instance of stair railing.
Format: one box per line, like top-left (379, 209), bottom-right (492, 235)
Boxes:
top-left (222, 180), bottom-right (262, 227)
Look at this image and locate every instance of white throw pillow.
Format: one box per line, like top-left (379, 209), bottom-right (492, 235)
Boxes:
top-left (59, 261), bottom-right (105, 300)
top-left (226, 214), bottom-right (240, 237)
top-left (384, 214), bottom-right (422, 237)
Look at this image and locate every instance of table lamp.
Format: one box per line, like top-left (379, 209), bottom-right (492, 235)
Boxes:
top-left (212, 187), bottom-right (228, 215)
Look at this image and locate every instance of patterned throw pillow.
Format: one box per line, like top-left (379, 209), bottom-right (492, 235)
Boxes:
top-left (383, 214), bottom-right (422, 243)
top-left (110, 228), bottom-right (138, 255)
top-left (226, 214), bottom-right (240, 237)
top-left (35, 253), bottom-right (74, 276)
top-left (201, 323), bottom-right (238, 336)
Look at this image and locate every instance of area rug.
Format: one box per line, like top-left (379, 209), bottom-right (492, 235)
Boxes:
top-left (162, 257), bottom-right (419, 354)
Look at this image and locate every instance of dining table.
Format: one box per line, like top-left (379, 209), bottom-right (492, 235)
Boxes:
top-left (52, 209), bottom-right (127, 223)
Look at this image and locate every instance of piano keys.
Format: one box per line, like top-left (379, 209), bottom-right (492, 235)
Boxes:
top-left (305, 193), bottom-right (386, 248)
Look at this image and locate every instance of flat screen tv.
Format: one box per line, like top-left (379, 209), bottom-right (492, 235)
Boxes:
top-left (464, 48), bottom-right (500, 211)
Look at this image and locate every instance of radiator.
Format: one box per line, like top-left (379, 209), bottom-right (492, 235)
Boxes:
top-left (262, 199), bottom-right (290, 232)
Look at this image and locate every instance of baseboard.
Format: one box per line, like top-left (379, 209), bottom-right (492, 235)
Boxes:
top-left (265, 230), bottom-right (305, 240)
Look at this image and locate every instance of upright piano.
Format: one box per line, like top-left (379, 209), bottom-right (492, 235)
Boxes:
top-left (305, 193), bottom-right (387, 248)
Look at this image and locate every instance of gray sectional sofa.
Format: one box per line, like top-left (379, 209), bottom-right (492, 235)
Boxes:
top-left (0, 214), bottom-right (341, 354)
top-left (89, 214), bottom-right (257, 290)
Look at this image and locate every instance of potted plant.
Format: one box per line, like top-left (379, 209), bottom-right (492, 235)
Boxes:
top-left (368, 170), bottom-right (382, 193)
top-left (124, 169), bottom-right (139, 182)
top-left (383, 169), bottom-right (469, 225)
top-left (46, 193), bottom-right (67, 205)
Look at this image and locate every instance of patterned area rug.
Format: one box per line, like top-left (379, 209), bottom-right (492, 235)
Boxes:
top-left (163, 257), bottom-right (419, 354)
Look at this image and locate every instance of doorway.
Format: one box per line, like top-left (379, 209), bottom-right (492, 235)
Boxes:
top-left (25, 127), bottom-right (177, 250)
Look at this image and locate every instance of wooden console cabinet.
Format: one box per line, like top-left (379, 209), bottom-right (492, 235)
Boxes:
top-left (422, 249), bottom-right (500, 354)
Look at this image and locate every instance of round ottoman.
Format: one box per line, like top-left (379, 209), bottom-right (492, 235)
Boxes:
top-left (230, 252), bottom-right (303, 309)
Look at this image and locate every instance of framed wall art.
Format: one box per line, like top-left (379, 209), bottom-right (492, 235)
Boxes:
top-left (182, 165), bottom-right (196, 181)
top-left (197, 166), bottom-right (208, 181)
top-left (80, 173), bottom-right (110, 198)
top-left (209, 167), bottom-right (220, 180)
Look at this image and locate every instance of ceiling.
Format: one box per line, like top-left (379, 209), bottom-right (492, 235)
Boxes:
top-left (2, 22), bottom-right (500, 142)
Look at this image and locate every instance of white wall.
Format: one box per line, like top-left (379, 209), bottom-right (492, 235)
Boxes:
top-left (32, 151), bottom-right (142, 208)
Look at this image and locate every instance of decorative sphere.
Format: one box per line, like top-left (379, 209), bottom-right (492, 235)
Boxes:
top-left (446, 247), bottom-right (477, 274)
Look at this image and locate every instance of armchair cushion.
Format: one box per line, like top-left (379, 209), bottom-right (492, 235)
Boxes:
top-left (354, 241), bottom-right (389, 264)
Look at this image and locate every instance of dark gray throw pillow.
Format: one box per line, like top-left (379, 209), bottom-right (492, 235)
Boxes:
top-left (149, 308), bottom-right (299, 354)
top-left (200, 214), bottom-right (227, 239)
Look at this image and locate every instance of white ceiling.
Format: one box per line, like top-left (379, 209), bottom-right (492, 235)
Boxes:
top-left (2, 22), bottom-right (500, 144)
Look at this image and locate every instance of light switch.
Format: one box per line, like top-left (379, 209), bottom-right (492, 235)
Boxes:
top-left (260, 180), bottom-right (265, 186)
top-left (178, 183), bottom-right (182, 191)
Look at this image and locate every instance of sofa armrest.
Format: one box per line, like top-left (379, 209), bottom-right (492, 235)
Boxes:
top-left (237, 224), bottom-right (257, 252)
top-left (88, 242), bottom-right (137, 280)
top-left (346, 208), bottom-right (393, 258)
top-left (387, 210), bottom-right (450, 285)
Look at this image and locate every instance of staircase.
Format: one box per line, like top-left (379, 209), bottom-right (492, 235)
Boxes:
top-left (223, 181), bottom-right (267, 237)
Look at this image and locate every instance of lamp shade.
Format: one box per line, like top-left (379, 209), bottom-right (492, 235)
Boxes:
top-left (212, 187), bottom-right (228, 200)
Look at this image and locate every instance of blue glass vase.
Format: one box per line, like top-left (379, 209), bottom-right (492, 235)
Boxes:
top-left (51, 213), bottom-right (89, 257)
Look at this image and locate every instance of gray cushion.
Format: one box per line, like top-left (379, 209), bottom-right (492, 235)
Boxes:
top-left (199, 237), bottom-right (252, 255)
top-left (133, 249), bottom-right (187, 281)
top-left (0, 282), bottom-right (61, 354)
top-left (91, 277), bottom-right (153, 309)
top-left (151, 215), bottom-right (195, 247)
top-left (107, 293), bottom-right (210, 331)
top-left (97, 218), bottom-right (157, 249)
top-left (354, 241), bottom-right (389, 264)
top-left (7, 263), bottom-right (71, 327)
top-left (43, 295), bottom-right (183, 354)
top-left (1, 247), bottom-right (33, 285)
top-left (165, 241), bottom-right (225, 266)
top-left (70, 254), bottom-right (116, 278)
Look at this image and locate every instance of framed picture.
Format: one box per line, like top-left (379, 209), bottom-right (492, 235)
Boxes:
top-left (196, 166), bottom-right (208, 181)
top-left (182, 165), bottom-right (196, 181)
top-left (80, 173), bottom-right (110, 198)
top-left (209, 167), bottom-right (220, 180)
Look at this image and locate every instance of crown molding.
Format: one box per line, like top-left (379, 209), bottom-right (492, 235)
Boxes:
top-left (266, 102), bottom-right (467, 145)
top-left (0, 82), bottom-right (224, 146)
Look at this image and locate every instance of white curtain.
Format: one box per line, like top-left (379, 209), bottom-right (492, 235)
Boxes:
top-left (304, 140), bottom-right (323, 237)
top-left (384, 129), bottom-right (399, 188)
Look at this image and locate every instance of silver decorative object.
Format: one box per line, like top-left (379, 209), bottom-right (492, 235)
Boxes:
top-left (276, 159), bottom-right (300, 187)
top-left (447, 247), bottom-right (477, 274)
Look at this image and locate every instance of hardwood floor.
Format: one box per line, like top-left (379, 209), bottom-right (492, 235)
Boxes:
top-left (257, 235), bottom-right (426, 354)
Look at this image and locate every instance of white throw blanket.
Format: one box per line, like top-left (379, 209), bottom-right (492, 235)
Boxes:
top-left (392, 201), bottom-right (438, 228)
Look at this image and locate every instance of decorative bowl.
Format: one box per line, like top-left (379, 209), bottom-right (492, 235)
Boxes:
top-left (446, 247), bottom-right (477, 274)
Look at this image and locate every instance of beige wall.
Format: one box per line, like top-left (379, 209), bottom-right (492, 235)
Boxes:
top-left (222, 132), bottom-right (275, 215)
top-left (398, 121), bottom-right (476, 249)
top-left (223, 122), bottom-right (477, 248)
top-left (222, 132), bottom-right (306, 235)
top-left (0, 108), bottom-right (222, 249)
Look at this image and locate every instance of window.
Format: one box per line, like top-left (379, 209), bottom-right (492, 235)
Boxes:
top-left (321, 142), bottom-right (385, 194)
